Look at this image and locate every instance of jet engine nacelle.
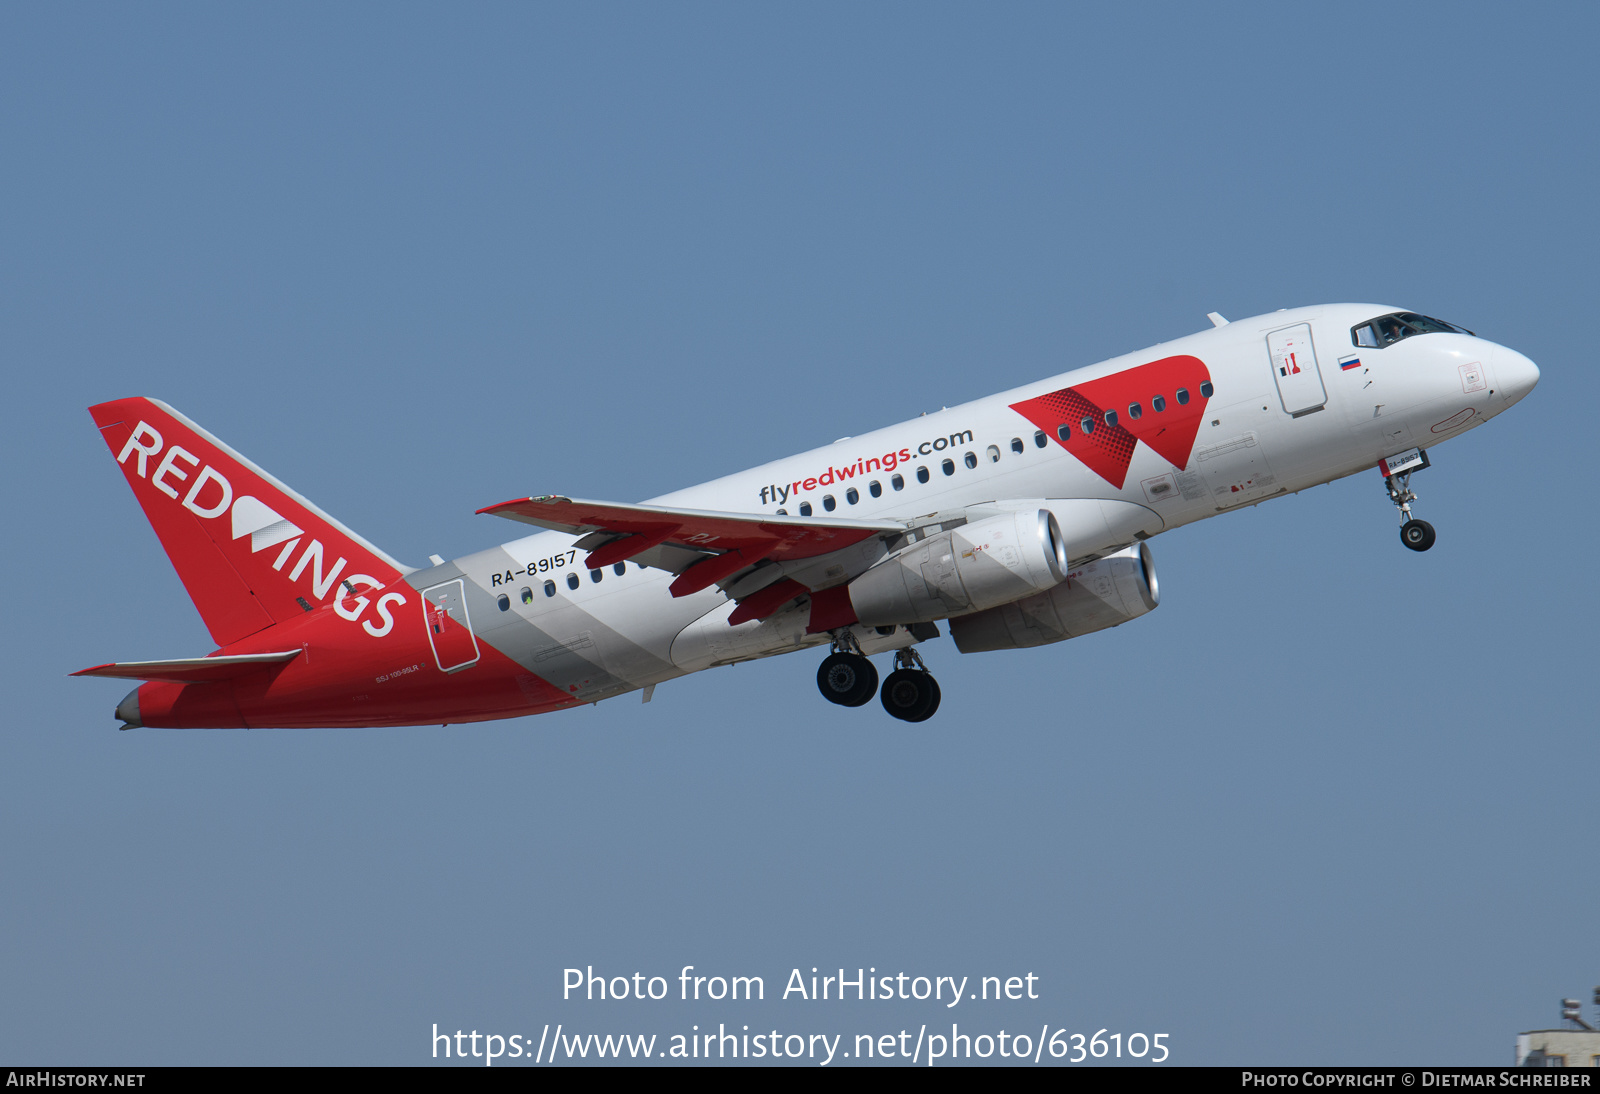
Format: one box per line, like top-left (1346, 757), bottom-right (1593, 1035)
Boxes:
top-left (948, 543), bottom-right (1159, 653)
top-left (847, 509), bottom-right (1067, 626)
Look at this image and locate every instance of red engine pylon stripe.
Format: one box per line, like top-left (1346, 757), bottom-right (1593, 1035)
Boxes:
top-left (804, 585), bottom-right (858, 634)
top-left (727, 578), bottom-right (808, 626)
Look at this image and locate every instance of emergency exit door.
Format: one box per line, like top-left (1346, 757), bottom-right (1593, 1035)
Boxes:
top-left (1266, 323), bottom-right (1328, 416)
top-left (422, 579), bottom-right (480, 673)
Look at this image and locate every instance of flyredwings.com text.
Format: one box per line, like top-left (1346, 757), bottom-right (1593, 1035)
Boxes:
top-left (432, 1023), bottom-right (1169, 1065)
top-left (756, 429), bottom-right (976, 507)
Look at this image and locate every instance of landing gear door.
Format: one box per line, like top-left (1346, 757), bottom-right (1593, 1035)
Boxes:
top-left (1267, 323), bottom-right (1328, 416)
top-left (422, 579), bottom-right (481, 673)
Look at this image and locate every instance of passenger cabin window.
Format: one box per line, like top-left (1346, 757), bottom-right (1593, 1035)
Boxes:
top-left (544, 579), bottom-right (556, 597)
top-left (497, 593), bottom-right (510, 611)
top-left (613, 562), bottom-right (625, 576)
top-left (1034, 430), bottom-right (1047, 448)
top-left (566, 573), bottom-right (580, 591)
top-left (941, 458), bottom-right (955, 476)
top-left (590, 568), bottom-right (602, 583)
top-left (1056, 423), bottom-right (1071, 442)
top-left (1079, 416), bottom-right (1095, 435)
top-left (916, 466), bottom-right (930, 484)
top-left (1176, 388), bottom-right (1190, 405)
top-left (823, 494), bottom-right (836, 511)
top-left (1152, 395), bottom-right (1166, 413)
top-left (1200, 381), bottom-right (1214, 398)
top-left (964, 451), bottom-right (978, 469)
top-left (846, 487), bottom-right (859, 505)
top-left (1128, 402), bottom-right (1142, 420)
top-left (891, 473), bottom-right (905, 491)
top-left (869, 480), bottom-right (882, 497)
top-left (799, 501), bottom-right (813, 516)
top-left (1353, 311), bottom-right (1473, 348)
top-left (520, 586), bottom-right (533, 604)
top-left (1103, 410), bottom-right (1118, 428)
top-left (987, 444), bottom-right (1001, 463)
top-left (776, 507), bottom-right (787, 515)
top-left (1011, 437), bottom-right (1024, 454)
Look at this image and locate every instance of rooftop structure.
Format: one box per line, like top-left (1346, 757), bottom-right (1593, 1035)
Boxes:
top-left (1516, 994), bottom-right (1600, 1066)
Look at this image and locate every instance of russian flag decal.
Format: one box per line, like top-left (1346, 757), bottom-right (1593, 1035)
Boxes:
top-left (1339, 355), bottom-right (1362, 371)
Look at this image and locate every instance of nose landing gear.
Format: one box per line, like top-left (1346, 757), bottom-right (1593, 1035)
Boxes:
top-left (1380, 448), bottom-right (1436, 552)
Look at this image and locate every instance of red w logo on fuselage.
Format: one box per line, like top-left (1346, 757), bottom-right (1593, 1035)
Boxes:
top-left (1009, 355), bottom-right (1213, 489)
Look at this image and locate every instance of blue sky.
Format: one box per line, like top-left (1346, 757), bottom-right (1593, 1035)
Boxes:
top-left (3, 2), bottom-right (1595, 1065)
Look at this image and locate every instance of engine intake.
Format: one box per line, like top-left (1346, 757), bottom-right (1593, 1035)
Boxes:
top-left (949, 543), bottom-right (1159, 653)
top-left (847, 510), bottom-right (1067, 626)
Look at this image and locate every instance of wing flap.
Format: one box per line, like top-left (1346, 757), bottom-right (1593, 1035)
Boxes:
top-left (478, 496), bottom-right (908, 628)
top-left (477, 496), bottom-right (901, 565)
top-left (71, 650), bottom-right (303, 684)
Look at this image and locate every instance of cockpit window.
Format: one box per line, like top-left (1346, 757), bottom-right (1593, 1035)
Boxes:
top-left (1352, 311), bottom-right (1473, 348)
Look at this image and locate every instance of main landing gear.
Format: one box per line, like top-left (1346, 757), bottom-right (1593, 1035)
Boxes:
top-left (816, 634), bottom-right (942, 722)
top-left (817, 644), bottom-right (878, 707)
top-left (1382, 452), bottom-right (1437, 552)
top-left (879, 648), bottom-right (941, 723)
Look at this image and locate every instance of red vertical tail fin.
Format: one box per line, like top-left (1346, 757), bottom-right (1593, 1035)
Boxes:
top-left (90, 398), bottom-right (410, 647)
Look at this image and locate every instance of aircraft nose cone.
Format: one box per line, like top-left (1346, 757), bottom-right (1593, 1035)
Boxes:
top-left (1494, 345), bottom-right (1540, 406)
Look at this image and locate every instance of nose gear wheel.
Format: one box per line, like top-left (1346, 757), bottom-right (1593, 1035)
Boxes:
top-left (1382, 459), bottom-right (1437, 552)
top-left (1400, 518), bottom-right (1436, 552)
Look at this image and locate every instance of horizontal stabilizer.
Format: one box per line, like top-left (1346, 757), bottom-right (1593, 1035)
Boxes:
top-left (71, 650), bottom-right (303, 684)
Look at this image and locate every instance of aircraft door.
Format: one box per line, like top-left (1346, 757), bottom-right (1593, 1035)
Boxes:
top-left (422, 579), bottom-right (481, 673)
top-left (1266, 323), bottom-right (1328, 416)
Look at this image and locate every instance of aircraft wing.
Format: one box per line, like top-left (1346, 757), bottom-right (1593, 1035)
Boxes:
top-left (477, 495), bottom-right (907, 609)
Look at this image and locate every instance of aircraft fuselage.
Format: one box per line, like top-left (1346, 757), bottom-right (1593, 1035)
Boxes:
top-left (87, 303), bottom-right (1539, 728)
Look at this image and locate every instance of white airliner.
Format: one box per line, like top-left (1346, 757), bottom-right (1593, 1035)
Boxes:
top-left (77, 304), bottom-right (1539, 728)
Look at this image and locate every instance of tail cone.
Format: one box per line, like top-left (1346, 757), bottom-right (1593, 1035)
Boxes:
top-left (115, 687), bottom-right (142, 730)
